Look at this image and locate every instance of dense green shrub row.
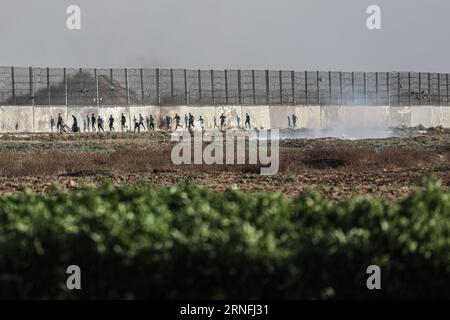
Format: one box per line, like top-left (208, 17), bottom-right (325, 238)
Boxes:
top-left (0, 177), bottom-right (448, 299)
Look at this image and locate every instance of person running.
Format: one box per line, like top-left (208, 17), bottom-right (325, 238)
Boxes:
top-left (245, 113), bottom-right (251, 129)
top-left (72, 115), bottom-right (79, 133)
top-left (213, 115), bottom-right (217, 129)
top-left (97, 115), bottom-right (105, 132)
top-left (139, 114), bottom-right (145, 131)
top-left (219, 113), bottom-right (226, 130)
top-left (109, 115), bottom-right (115, 131)
top-left (184, 114), bottom-right (188, 129)
top-left (199, 116), bottom-right (205, 130)
top-left (134, 116), bottom-right (140, 133)
top-left (57, 113), bottom-right (63, 132)
top-left (50, 116), bottom-right (55, 132)
top-left (91, 113), bottom-right (96, 132)
top-left (87, 115), bottom-right (91, 132)
top-left (174, 113), bottom-right (182, 129)
top-left (149, 115), bottom-right (155, 131)
top-left (146, 116), bottom-right (150, 131)
top-left (165, 115), bottom-right (172, 130)
top-left (188, 113), bottom-right (195, 129)
top-left (121, 113), bottom-right (127, 131)
top-left (292, 114), bottom-right (298, 128)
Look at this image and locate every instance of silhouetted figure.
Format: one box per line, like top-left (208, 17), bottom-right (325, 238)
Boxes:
top-left (57, 113), bottom-right (63, 132)
top-left (199, 116), bottom-right (204, 130)
top-left (134, 117), bottom-right (140, 133)
top-left (146, 116), bottom-right (150, 131)
top-left (213, 115), bottom-right (217, 128)
top-left (97, 115), bottom-right (104, 131)
top-left (292, 114), bottom-right (298, 128)
top-left (50, 116), bottom-right (55, 132)
top-left (236, 115), bottom-right (241, 128)
top-left (184, 114), bottom-right (188, 128)
top-left (165, 115), bottom-right (172, 130)
top-left (287, 116), bottom-right (291, 128)
top-left (149, 115), bottom-right (155, 130)
top-left (91, 113), bottom-right (96, 132)
top-left (139, 114), bottom-right (145, 130)
top-left (87, 115), bottom-right (91, 132)
top-left (188, 113), bottom-right (195, 129)
top-left (121, 113), bottom-right (127, 131)
top-left (174, 113), bottom-right (182, 129)
top-left (219, 113), bottom-right (226, 130)
top-left (72, 115), bottom-right (79, 132)
top-left (109, 115), bottom-right (115, 131)
top-left (245, 113), bottom-right (251, 129)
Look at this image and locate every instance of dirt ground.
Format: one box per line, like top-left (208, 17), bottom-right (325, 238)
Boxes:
top-left (0, 128), bottom-right (449, 201)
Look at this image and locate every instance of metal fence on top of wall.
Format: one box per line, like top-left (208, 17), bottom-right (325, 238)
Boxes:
top-left (0, 66), bottom-right (449, 107)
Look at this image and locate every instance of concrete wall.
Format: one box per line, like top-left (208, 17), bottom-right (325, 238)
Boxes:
top-left (1, 105), bottom-right (450, 133)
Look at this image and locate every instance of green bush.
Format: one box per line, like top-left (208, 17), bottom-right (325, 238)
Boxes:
top-left (0, 177), bottom-right (448, 299)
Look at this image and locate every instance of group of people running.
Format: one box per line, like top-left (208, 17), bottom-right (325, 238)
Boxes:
top-left (50, 112), bottom-right (254, 133)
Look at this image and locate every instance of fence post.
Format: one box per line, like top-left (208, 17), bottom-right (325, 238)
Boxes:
top-left (64, 68), bottom-right (68, 107)
top-left (387, 72), bottom-right (390, 106)
top-left (29, 67), bottom-right (34, 132)
top-left (211, 69), bottom-right (215, 105)
top-left (47, 67), bottom-right (51, 106)
top-left (156, 68), bottom-right (160, 106)
top-left (316, 71), bottom-right (320, 105)
top-left (238, 69), bottom-right (242, 105)
top-left (363, 72), bottom-right (367, 105)
top-left (305, 71), bottom-right (308, 105)
top-left (339, 72), bottom-right (343, 106)
top-left (10, 66), bottom-right (15, 105)
top-left (95, 68), bottom-right (99, 107)
top-left (170, 69), bottom-right (174, 100)
top-left (328, 71), bottom-right (332, 104)
top-left (291, 71), bottom-right (295, 105)
top-left (225, 69), bottom-right (229, 105)
top-left (445, 73), bottom-right (449, 106)
top-left (184, 69), bottom-right (188, 105)
top-left (109, 69), bottom-right (114, 106)
top-left (252, 70), bottom-right (256, 105)
top-left (418, 73), bottom-right (421, 106)
top-left (198, 69), bottom-right (202, 102)
top-left (438, 73), bottom-right (441, 106)
top-left (375, 72), bottom-right (378, 105)
top-left (140, 68), bottom-right (144, 104)
top-left (279, 70), bottom-right (283, 105)
top-left (265, 70), bottom-right (269, 105)
top-left (125, 68), bottom-right (129, 105)
top-left (351, 72), bottom-right (355, 105)
top-left (29, 67), bottom-right (34, 106)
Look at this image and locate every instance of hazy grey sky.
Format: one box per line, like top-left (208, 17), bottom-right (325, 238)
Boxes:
top-left (0, 0), bottom-right (449, 72)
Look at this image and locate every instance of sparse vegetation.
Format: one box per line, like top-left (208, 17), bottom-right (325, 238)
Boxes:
top-left (0, 176), bottom-right (448, 299)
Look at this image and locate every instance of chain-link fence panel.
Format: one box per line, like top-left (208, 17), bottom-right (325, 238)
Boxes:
top-left (13, 67), bottom-right (31, 106)
top-left (127, 68), bottom-right (144, 105)
top-left (33, 68), bottom-right (49, 106)
top-left (212, 70), bottom-right (227, 105)
top-left (141, 68), bottom-right (158, 105)
top-left (0, 67), bottom-right (13, 105)
top-left (48, 68), bottom-right (66, 105)
top-left (4, 66), bottom-right (450, 107)
top-left (66, 68), bottom-right (97, 106)
top-left (98, 68), bottom-right (114, 106)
